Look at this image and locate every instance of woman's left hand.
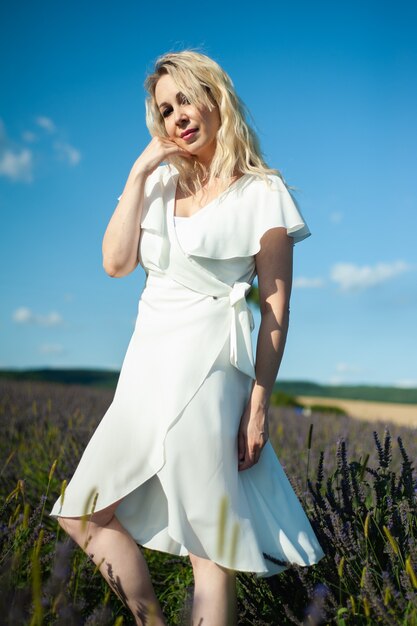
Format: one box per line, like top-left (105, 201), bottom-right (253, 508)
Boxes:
top-left (237, 403), bottom-right (269, 471)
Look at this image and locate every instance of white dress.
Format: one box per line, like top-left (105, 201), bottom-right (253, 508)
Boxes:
top-left (49, 164), bottom-right (325, 577)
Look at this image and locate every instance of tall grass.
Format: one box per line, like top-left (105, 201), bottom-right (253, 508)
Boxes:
top-left (1, 379), bottom-right (416, 624)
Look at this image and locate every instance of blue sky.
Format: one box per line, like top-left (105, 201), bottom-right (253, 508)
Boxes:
top-left (1, 1), bottom-right (416, 387)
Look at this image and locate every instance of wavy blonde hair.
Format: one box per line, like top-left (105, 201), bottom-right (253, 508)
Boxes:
top-left (144, 49), bottom-right (283, 198)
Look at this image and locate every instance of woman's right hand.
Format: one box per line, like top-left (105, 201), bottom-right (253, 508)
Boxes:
top-left (132, 135), bottom-right (194, 178)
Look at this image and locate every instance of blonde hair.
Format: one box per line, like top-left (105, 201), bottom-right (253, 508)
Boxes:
top-left (144, 49), bottom-right (282, 197)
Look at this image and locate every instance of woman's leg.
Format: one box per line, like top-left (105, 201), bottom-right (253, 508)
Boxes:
top-left (188, 552), bottom-right (237, 626)
top-left (57, 499), bottom-right (167, 626)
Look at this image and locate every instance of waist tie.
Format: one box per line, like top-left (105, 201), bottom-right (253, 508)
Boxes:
top-left (148, 271), bottom-right (257, 379)
top-left (228, 281), bottom-right (256, 379)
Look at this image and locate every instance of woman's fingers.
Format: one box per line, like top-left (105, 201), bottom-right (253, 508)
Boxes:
top-left (238, 410), bottom-right (269, 471)
top-left (146, 138), bottom-right (183, 162)
top-left (238, 439), bottom-right (256, 471)
top-left (134, 136), bottom-right (194, 176)
top-left (165, 143), bottom-right (193, 159)
top-left (238, 432), bottom-right (267, 471)
top-left (158, 136), bottom-right (194, 158)
top-left (238, 429), bottom-right (246, 465)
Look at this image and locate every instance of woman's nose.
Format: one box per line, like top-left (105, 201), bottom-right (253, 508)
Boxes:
top-left (175, 109), bottom-right (189, 126)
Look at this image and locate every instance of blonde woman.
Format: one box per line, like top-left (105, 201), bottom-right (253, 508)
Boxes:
top-left (50, 50), bottom-right (325, 626)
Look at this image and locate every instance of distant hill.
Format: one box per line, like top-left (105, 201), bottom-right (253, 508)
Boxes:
top-left (0, 369), bottom-right (416, 404)
top-left (274, 380), bottom-right (417, 405)
top-left (0, 368), bottom-right (119, 389)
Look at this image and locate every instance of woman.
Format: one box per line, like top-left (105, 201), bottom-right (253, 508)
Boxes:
top-left (50, 50), bottom-right (325, 626)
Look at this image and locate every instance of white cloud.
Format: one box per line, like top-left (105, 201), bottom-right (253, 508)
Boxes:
top-left (328, 375), bottom-right (345, 385)
top-left (329, 362), bottom-right (363, 384)
top-left (39, 343), bottom-right (66, 354)
top-left (12, 307), bottom-right (33, 323)
top-left (335, 362), bottom-right (361, 374)
top-left (0, 119), bottom-right (33, 182)
top-left (22, 130), bottom-right (37, 142)
top-left (0, 116), bottom-right (81, 182)
top-left (12, 307), bottom-right (63, 327)
top-left (330, 260), bottom-right (413, 292)
top-left (53, 140), bottom-right (81, 165)
top-left (38, 312), bottom-right (63, 326)
top-left (35, 115), bottom-right (56, 133)
top-left (0, 148), bottom-right (33, 182)
top-left (293, 276), bottom-right (325, 288)
top-left (394, 379), bottom-right (417, 389)
top-left (329, 211), bottom-right (343, 223)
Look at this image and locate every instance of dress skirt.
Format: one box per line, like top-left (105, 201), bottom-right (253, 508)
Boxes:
top-left (113, 333), bottom-right (324, 576)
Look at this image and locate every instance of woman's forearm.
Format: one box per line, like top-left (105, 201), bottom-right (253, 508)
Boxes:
top-left (103, 135), bottom-right (196, 278)
top-left (250, 307), bottom-right (290, 411)
top-left (102, 165), bottom-right (148, 277)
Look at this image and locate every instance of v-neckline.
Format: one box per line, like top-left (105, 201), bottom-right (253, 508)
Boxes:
top-left (172, 172), bottom-right (250, 220)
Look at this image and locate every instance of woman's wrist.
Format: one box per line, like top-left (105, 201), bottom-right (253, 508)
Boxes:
top-left (130, 160), bottom-right (151, 181)
top-left (250, 381), bottom-right (271, 412)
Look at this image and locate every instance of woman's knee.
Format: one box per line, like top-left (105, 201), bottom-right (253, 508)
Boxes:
top-left (188, 552), bottom-right (233, 576)
top-left (188, 552), bottom-right (212, 570)
top-left (56, 515), bottom-right (84, 542)
top-left (56, 497), bottom-right (124, 539)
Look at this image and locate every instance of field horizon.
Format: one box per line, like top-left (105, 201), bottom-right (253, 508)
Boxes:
top-left (0, 367), bottom-right (416, 405)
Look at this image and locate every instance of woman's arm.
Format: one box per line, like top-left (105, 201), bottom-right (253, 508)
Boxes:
top-left (102, 137), bottom-right (193, 278)
top-left (102, 163), bottom-right (148, 278)
top-left (238, 227), bottom-right (294, 471)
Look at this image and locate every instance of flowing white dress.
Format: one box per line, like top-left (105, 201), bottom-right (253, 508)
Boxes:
top-left (49, 164), bottom-right (325, 577)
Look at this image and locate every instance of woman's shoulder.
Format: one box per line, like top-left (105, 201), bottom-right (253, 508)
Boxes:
top-left (234, 172), bottom-right (293, 213)
top-left (245, 171), bottom-right (288, 193)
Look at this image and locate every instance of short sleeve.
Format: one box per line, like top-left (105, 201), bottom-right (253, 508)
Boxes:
top-left (115, 164), bottom-right (170, 213)
top-left (251, 175), bottom-right (311, 247)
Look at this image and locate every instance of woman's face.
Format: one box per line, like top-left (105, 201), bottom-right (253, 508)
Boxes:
top-left (154, 73), bottom-right (221, 166)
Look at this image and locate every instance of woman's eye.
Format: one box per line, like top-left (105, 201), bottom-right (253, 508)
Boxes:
top-left (162, 107), bottom-right (172, 118)
top-left (180, 94), bottom-right (190, 105)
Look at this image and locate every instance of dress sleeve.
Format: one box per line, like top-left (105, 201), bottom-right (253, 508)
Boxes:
top-left (250, 175), bottom-right (311, 249)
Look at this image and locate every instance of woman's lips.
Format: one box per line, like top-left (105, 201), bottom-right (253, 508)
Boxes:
top-left (181, 128), bottom-right (198, 140)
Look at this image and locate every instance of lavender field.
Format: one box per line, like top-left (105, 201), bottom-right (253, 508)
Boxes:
top-left (1, 378), bottom-right (416, 625)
